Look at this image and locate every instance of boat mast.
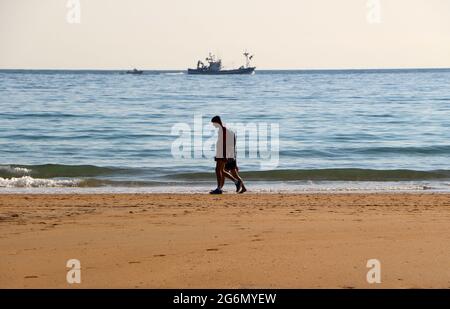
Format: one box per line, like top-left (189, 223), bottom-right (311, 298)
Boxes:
top-left (243, 51), bottom-right (253, 68)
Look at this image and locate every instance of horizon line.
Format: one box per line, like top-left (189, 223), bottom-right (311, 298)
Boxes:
top-left (1, 67), bottom-right (450, 72)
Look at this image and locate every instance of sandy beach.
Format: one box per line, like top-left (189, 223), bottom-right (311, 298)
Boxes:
top-left (1, 193), bottom-right (450, 288)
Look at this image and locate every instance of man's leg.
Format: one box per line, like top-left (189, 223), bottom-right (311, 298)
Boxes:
top-left (215, 160), bottom-right (224, 189)
top-left (231, 169), bottom-right (246, 193)
top-left (223, 169), bottom-right (237, 185)
top-left (210, 160), bottom-right (226, 194)
top-left (218, 160), bottom-right (238, 189)
top-left (220, 166), bottom-right (236, 189)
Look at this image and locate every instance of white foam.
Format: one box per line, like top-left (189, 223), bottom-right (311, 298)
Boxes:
top-left (0, 165), bottom-right (31, 175)
top-left (0, 180), bottom-right (446, 194)
top-left (0, 176), bottom-right (80, 188)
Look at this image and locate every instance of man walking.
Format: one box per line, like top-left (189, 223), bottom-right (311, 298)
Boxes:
top-left (210, 116), bottom-right (247, 194)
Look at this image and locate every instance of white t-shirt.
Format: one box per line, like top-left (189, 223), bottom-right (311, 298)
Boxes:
top-left (216, 126), bottom-right (236, 159)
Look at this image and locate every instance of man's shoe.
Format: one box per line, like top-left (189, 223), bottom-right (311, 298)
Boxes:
top-left (239, 187), bottom-right (247, 194)
top-left (209, 188), bottom-right (223, 194)
top-left (235, 180), bottom-right (241, 192)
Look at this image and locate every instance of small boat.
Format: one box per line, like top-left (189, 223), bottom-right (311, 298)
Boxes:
top-left (126, 68), bottom-right (143, 75)
top-left (187, 52), bottom-right (255, 75)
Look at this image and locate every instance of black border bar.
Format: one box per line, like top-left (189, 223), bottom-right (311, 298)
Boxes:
top-left (1, 289), bottom-right (450, 307)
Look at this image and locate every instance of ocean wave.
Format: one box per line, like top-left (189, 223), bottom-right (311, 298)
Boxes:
top-left (0, 165), bottom-right (31, 176)
top-left (0, 176), bottom-right (80, 188)
top-left (0, 176), bottom-right (168, 188)
top-left (0, 164), bottom-right (124, 179)
top-left (171, 168), bottom-right (450, 181)
top-left (2, 164), bottom-right (450, 187)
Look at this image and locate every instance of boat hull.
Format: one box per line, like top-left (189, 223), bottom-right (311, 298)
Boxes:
top-left (187, 67), bottom-right (255, 75)
top-left (126, 71), bottom-right (143, 75)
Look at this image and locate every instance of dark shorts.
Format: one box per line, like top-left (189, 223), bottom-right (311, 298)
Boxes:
top-left (215, 158), bottom-right (237, 171)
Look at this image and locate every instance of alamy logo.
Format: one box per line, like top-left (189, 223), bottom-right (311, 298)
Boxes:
top-left (366, 259), bottom-right (381, 284)
top-left (366, 0), bottom-right (382, 24)
top-left (66, 259), bottom-right (81, 284)
top-left (171, 115), bottom-right (280, 169)
top-left (66, 0), bottom-right (81, 24)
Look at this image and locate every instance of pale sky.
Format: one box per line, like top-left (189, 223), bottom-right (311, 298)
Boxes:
top-left (1, 0), bottom-right (449, 69)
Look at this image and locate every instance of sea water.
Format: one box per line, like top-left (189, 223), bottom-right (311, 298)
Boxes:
top-left (0, 69), bottom-right (449, 193)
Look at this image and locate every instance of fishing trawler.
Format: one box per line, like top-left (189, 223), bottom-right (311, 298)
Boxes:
top-left (187, 52), bottom-right (255, 75)
top-left (126, 68), bottom-right (143, 75)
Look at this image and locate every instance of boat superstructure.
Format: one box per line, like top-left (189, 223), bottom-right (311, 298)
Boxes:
top-left (187, 52), bottom-right (255, 75)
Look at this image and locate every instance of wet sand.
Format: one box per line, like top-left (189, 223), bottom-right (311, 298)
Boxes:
top-left (1, 193), bottom-right (450, 288)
